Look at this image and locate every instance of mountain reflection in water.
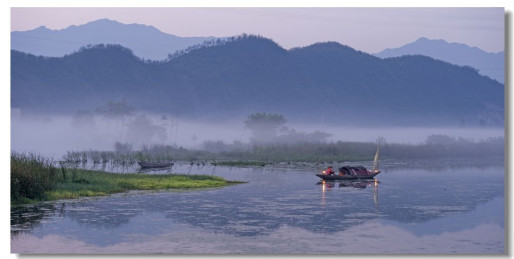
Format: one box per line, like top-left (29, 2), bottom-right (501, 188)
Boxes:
top-left (11, 161), bottom-right (504, 254)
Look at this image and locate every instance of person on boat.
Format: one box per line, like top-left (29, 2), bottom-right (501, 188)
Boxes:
top-left (326, 166), bottom-right (335, 175)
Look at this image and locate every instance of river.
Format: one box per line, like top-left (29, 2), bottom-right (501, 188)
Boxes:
top-left (11, 159), bottom-right (504, 254)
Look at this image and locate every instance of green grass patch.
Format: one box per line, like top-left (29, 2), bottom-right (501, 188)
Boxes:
top-left (11, 153), bottom-right (245, 206)
top-left (43, 169), bottom-right (244, 203)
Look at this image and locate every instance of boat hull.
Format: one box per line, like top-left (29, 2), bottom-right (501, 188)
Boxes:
top-left (137, 161), bottom-right (174, 169)
top-left (316, 171), bottom-right (380, 180)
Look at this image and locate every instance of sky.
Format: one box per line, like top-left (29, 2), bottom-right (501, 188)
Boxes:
top-left (10, 7), bottom-right (505, 53)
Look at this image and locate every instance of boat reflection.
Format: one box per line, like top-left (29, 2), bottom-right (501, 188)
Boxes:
top-left (136, 167), bottom-right (174, 174)
top-left (319, 179), bottom-right (380, 208)
top-left (318, 179), bottom-right (380, 190)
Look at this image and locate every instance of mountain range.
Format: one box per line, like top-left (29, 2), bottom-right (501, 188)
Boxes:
top-left (12, 19), bottom-right (504, 85)
top-left (11, 18), bottom-right (216, 61)
top-left (11, 35), bottom-right (504, 126)
top-left (375, 37), bottom-right (504, 83)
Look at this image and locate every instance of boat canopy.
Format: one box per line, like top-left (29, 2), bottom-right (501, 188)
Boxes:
top-left (338, 166), bottom-right (369, 176)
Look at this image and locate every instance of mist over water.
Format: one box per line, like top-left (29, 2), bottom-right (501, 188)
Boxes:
top-left (11, 112), bottom-right (251, 158)
top-left (11, 111), bottom-right (504, 159)
top-left (309, 125), bottom-right (504, 144)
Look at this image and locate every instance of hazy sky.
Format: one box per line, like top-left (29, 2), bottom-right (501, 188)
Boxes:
top-left (10, 7), bottom-right (505, 53)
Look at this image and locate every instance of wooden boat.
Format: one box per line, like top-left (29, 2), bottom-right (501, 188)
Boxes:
top-left (316, 144), bottom-right (381, 180)
top-left (137, 161), bottom-right (174, 169)
top-left (316, 170), bottom-right (380, 180)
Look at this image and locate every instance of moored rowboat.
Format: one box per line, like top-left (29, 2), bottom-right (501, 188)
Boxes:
top-left (137, 161), bottom-right (174, 169)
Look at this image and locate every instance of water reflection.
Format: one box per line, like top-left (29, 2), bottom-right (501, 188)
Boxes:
top-left (11, 203), bottom-right (63, 238)
top-left (11, 162), bottom-right (504, 254)
top-left (11, 216), bottom-right (503, 254)
top-left (319, 179), bottom-right (379, 190)
top-left (137, 167), bottom-right (174, 174)
top-left (319, 179), bottom-right (379, 209)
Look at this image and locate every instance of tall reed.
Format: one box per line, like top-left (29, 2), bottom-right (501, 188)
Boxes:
top-left (11, 152), bottom-right (58, 204)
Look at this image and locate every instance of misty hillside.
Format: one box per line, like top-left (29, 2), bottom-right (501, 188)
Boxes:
top-left (11, 18), bottom-right (216, 61)
top-left (375, 37), bottom-right (504, 83)
top-left (11, 35), bottom-right (504, 126)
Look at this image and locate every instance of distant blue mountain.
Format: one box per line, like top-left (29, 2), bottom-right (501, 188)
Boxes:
top-left (375, 37), bottom-right (504, 83)
top-left (11, 18), bottom-right (217, 61)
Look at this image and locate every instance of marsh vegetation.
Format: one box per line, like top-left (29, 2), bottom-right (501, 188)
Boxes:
top-left (61, 134), bottom-right (504, 167)
top-left (11, 152), bottom-right (243, 206)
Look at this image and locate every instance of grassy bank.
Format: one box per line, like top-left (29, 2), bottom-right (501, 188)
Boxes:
top-left (11, 153), bottom-right (244, 206)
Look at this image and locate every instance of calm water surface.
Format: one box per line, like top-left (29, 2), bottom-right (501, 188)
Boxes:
top-left (11, 159), bottom-right (504, 254)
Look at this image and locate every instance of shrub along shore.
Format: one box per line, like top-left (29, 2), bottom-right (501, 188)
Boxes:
top-left (11, 152), bottom-right (244, 206)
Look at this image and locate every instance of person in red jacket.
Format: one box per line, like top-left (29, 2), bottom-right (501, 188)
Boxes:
top-left (326, 166), bottom-right (335, 175)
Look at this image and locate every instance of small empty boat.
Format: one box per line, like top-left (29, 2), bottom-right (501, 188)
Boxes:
top-left (137, 161), bottom-right (174, 169)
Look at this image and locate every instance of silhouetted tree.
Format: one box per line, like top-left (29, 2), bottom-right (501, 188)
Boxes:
top-left (125, 114), bottom-right (163, 146)
top-left (96, 98), bottom-right (134, 141)
top-left (158, 115), bottom-right (169, 145)
top-left (245, 112), bottom-right (287, 144)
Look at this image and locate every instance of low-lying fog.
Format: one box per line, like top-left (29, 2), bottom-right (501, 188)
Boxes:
top-left (11, 111), bottom-right (504, 159)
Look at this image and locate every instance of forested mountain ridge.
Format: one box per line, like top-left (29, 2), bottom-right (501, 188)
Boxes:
top-left (11, 35), bottom-right (504, 126)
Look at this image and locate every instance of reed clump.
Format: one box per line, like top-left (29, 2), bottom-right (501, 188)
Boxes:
top-left (11, 153), bottom-right (243, 206)
top-left (11, 152), bottom-right (58, 204)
